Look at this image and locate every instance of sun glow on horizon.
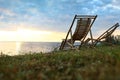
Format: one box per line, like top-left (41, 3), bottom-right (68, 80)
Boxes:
top-left (0, 28), bottom-right (65, 42)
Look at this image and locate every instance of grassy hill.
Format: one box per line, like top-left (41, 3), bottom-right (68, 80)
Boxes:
top-left (0, 45), bottom-right (120, 80)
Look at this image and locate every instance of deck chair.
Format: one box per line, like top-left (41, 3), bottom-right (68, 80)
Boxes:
top-left (59, 15), bottom-right (97, 50)
top-left (84, 23), bottom-right (119, 46)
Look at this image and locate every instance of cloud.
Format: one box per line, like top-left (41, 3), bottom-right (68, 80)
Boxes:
top-left (0, 0), bottom-right (119, 37)
top-left (102, 4), bottom-right (120, 10)
top-left (0, 8), bottom-right (15, 16)
top-left (112, 0), bottom-right (120, 6)
top-left (0, 8), bottom-right (16, 22)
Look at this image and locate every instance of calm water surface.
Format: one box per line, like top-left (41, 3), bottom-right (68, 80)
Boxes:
top-left (0, 42), bottom-right (60, 55)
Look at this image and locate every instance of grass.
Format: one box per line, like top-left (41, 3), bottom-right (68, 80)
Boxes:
top-left (0, 45), bottom-right (120, 80)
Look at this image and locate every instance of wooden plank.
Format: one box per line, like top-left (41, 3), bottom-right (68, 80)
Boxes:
top-left (79, 15), bottom-right (97, 48)
top-left (76, 15), bottom-right (97, 19)
top-left (73, 18), bottom-right (91, 40)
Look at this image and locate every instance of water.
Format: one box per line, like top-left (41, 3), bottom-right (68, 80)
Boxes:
top-left (0, 42), bottom-right (60, 56)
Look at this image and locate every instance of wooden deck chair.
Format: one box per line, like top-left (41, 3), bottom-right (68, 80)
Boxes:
top-left (59, 15), bottom-right (97, 50)
top-left (93, 23), bottom-right (119, 46)
top-left (84, 23), bottom-right (119, 46)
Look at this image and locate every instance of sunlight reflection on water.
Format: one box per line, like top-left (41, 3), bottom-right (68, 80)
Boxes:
top-left (0, 42), bottom-right (60, 56)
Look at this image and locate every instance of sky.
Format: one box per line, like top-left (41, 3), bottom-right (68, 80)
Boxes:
top-left (0, 0), bottom-right (120, 42)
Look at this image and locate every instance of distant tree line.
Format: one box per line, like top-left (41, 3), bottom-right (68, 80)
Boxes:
top-left (104, 35), bottom-right (120, 45)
